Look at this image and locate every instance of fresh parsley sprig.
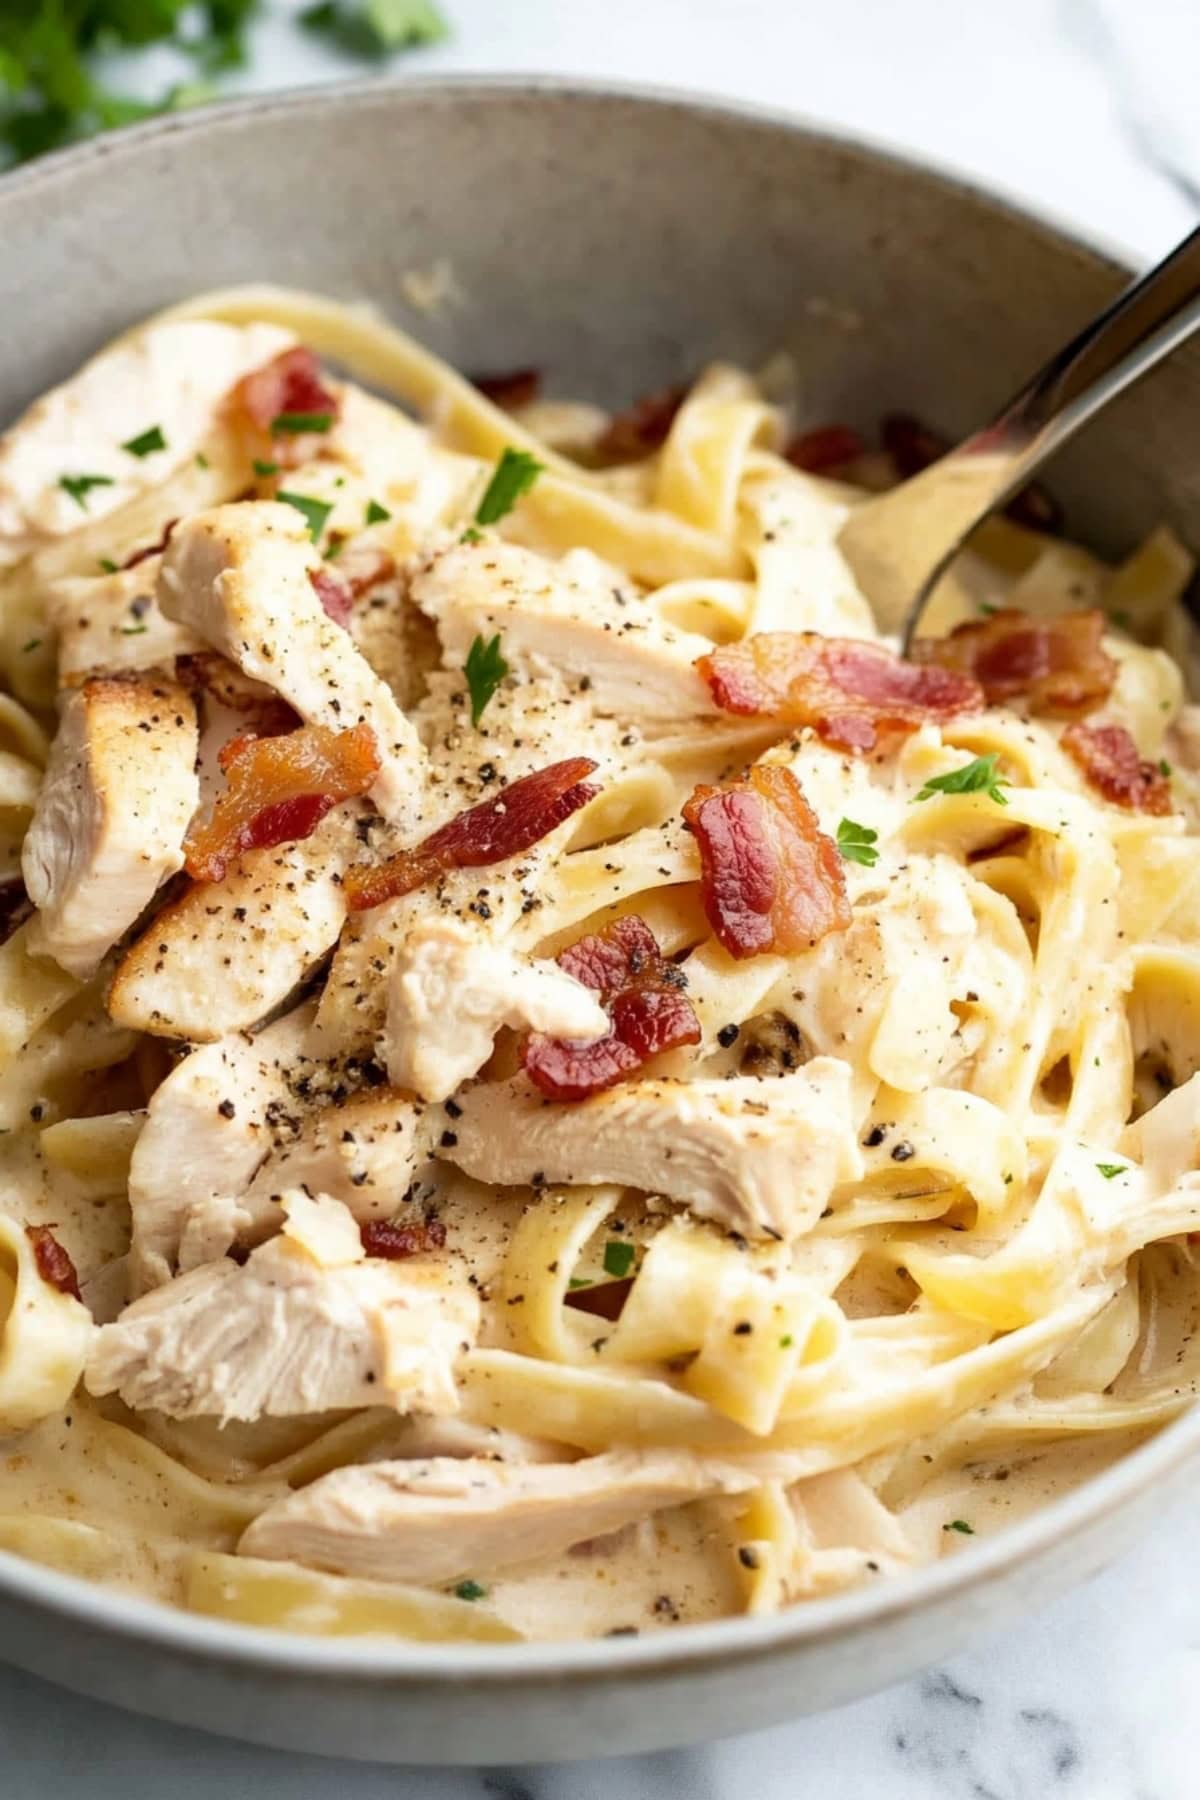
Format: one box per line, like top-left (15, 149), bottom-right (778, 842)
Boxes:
top-left (277, 491), bottom-right (333, 543)
top-left (464, 632), bottom-right (508, 727)
top-left (836, 817), bottom-right (879, 867)
top-left (475, 447), bottom-right (544, 527)
top-left (122, 424), bottom-right (167, 458)
top-left (914, 753), bottom-right (1010, 807)
top-left (59, 471), bottom-right (114, 511)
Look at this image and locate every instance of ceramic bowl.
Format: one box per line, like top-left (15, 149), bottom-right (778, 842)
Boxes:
top-left (1, 77), bottom-right (1197, 1765)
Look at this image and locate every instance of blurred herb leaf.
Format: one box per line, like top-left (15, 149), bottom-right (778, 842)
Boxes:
top-left (300, 0), bottom-right (448, 58)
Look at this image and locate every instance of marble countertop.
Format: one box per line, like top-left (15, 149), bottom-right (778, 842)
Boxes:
top-left (8, 1), bottom-right (1200, 1793)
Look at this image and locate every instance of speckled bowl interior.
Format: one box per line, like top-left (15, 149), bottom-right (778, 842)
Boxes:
top-left (0, 77), bottom-right (1198, 1765)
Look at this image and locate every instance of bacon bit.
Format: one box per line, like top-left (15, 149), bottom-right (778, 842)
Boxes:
top-left (881, 412), bottom-right (1062, 534)
top-left (185, 722), bottom-right (381, 882)
top-left (177, 652), bottom-right (301, 740)
top-left (784, 424), bottom-right (866, 473)
top-left (121, 517), bottom-right (177, 570)
top-left (25, 1225), bottom-right (81, 1301)
top-left (911, 608), bottom-right (1115, 719)
top-left (472, 368), bottom-right (542, 411)
top-left (345, 757), bottom-right (600, 912)
top-left (310, 566), bottom-right (354, 628)
top-left (522, 915), bottom-right (701, 1101)
top-left (697, 632), bottom-right (982, 752)
top-left (361, 1217), bottom-right (447, 1260)
top-left (683, 765), bottom-right (850, 961)
top-left (1061, 721), bottom-right (1172, 815)
top-left (564, 1277), bottom-right (634, 1321)
top-left (0, 879), bottom-right (32, 946)
top-left (236, 347), bottom-right (339, 435)
top-left (594, 384), bottom-right (688, 464)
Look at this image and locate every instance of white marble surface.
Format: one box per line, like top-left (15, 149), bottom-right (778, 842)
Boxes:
top-left (9, 1), bottom-right (1200, 1793)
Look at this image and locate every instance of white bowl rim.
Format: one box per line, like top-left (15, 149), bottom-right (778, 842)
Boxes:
top-left (0, 68), bottom-right (1188, 1688)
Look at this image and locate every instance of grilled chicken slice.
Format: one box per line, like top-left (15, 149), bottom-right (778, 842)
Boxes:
top-left (87, 1196), bottom-right (478, 1423)
top-left (48, 562), bottom-right (203, 684)
top-left (157, 503), bottom-right (423, 818)
top-left (238, 1448), bottom-right (757, 1584)
top-left (0, 320), bottom-right (294, 566)
top-left (127, 1003), bottom-right (319, 1290)
top-left (412, 538), bottom-right (719, 727)
top-left (240, 1086), bottom-right (427, 1222)
top-left (21, 672), bottom-right (198, 978)
top-left (384, 917), bottom-right (609, 1103)
top-left (436, 1059), bottom-right (861, 1241)
top-left (108, 807), bottom-right (354, 1042)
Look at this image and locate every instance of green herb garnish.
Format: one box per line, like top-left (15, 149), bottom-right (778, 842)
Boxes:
top-left (475, 447), bottom-right (544, 526)
top-left (365, 498), bottom-right (391, 525)
top-left (779, 1334), bottom-right (794, 1349)
top-left (1159, 759), bottom-right (1172, 778)
top-left (59, 472), bottom-right (114, 511)
top-left (271, 410), bottom-right (333, 436)
top-left (1095, 1162), bottom-right (1126, 1180)
top-left (277, 491), bottom-right (333, 542)
top-left (121, 424), bottom-right (166, 458)
top-left (460, 526), bottom-right (483, 545)
top-left (253, 459), bottom-right (279, 477)
top-left (567, 1277), bottom-right (592, 1290)
top-left (464, 632), bottom-right (509, 727)
top-left (602, 1239), bottom-right (635, 1280)
top-left (20, 638), bottom-right (41, 653)
top-left (943, 1519), bottom-right (975, 1535)
top-left (836, 817), bottom-right (879, 867)
top-left (453, 1578), bottom-right (487, 1602)
top-left (301, 0), bottom-right (449, 58)
top-left (119, 624), bottom-right (148, 636)
top-left (195, 452), bottom-right (210, 469)
top-left (98, 558), bottom-right (118, 574)
top-left (914, 753), bottom-right (1009, 807)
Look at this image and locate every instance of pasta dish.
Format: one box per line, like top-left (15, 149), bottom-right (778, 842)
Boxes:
top-left (0, 289), bottom-right (1197, 1644)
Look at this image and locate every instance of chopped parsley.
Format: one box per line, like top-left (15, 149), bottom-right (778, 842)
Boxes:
top-left (602, 1239), bottom-right (636, 1280)
top-left (460, 526), bottom-right (483, 545)
top-left (567, 1277), bottom-right (592, 1290)
top-left (1095, 1162), bottom-right (1126, 1180)
top-left (475, 447), bottom-right (544, 526)
top-left (1159, 759), bottom-right (1172, 778)
top-left (119, 624), bottom-right (149, 636)
top-left (98, 558), bottom-right (118, 574)
top-left (914, 752), bottom-right (1009, 807)
top-left (271, 410), bottom-right (333, 435)
top-left (943, 1519), bottom-right (975, 1535)
top-left (276, 491), bottom-right (333, 542)
top-left (779, 1334), bottom-right (794, 1349)
top-left (195, 452), bottom-right (210, 469)
top-left (977, 601), bottom-right (999, 617)
top-left (59, 472), bottom-right (114, 511)
top-left (121, 424), bottom-right (167, 457)
top-left (365, 498), bottom-right (392, 525)
top-left (20, 638), bottom-right (41, 653)
top-left (301, 0), bottom-right (450, 58)
top-left (464, 632), bottom-right (509, 727)
top-left (453, 1578), bottom-right (487, 1602)
top-left (252, 458), bottom-right (279, 477)
top-left (836, 817), bottom-right (879, 867)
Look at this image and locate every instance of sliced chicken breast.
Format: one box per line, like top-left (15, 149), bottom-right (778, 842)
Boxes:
top-left (108, 806), bottom-right (354, 1042)
top-left (238, 1448), bottom-right (757, 1584)
top-left (383, 917), bottom-right (609, 1103)
top-left (22, 672), bottom-right (198, 978)
top-left (48, 562), bottom-right (204, 684)
top-left (436, 1059), bottom-right (861, 1240)
top-left (240, 1086), bottom-right (428, 1223)
top-left (87, 1198), bottom-right (478, 1424)
top-left (0, 321), bottom-right (293, 565)
top-left (412, 538), bottom-right (719, 727)
top-left (157, 503), bottom-right (423, 818)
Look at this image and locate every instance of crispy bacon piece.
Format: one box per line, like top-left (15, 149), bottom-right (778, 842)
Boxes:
top-left (26, 1225), bottom-right (81, 1301)
top-left (178, 652), bottom-right (301, 740)
top-left (881, 411), bottom-right (1062, 534)
top-left (472, 368), bottom-right (542, 411)
top-left (594, 383), bottom-right (688, 464)
top-left (1061, 721), bottom-right (1172, 815)
top-left (184, 722), bottom-right (381, 882)
top-left (121, 517), bottom-right (177, 571)
top-left (696, 632), bottom-right (982, 752)
top-left (345, 756), bottom-right (600, 912)
top-left (911, 607), bottom-right (1115, 719)
top-left (236, 346), bottom-right (340, 435)
top-left (310, 566), bottom-right (354, 628)
top-left (784, 424), bottom-right (866, 474)
top-left (522, 915), bottom-right (701, 1101)
top-left (683, 765), bottom-right (850, 961)
top-left (361, 1217), bottom-right (447, 1260)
